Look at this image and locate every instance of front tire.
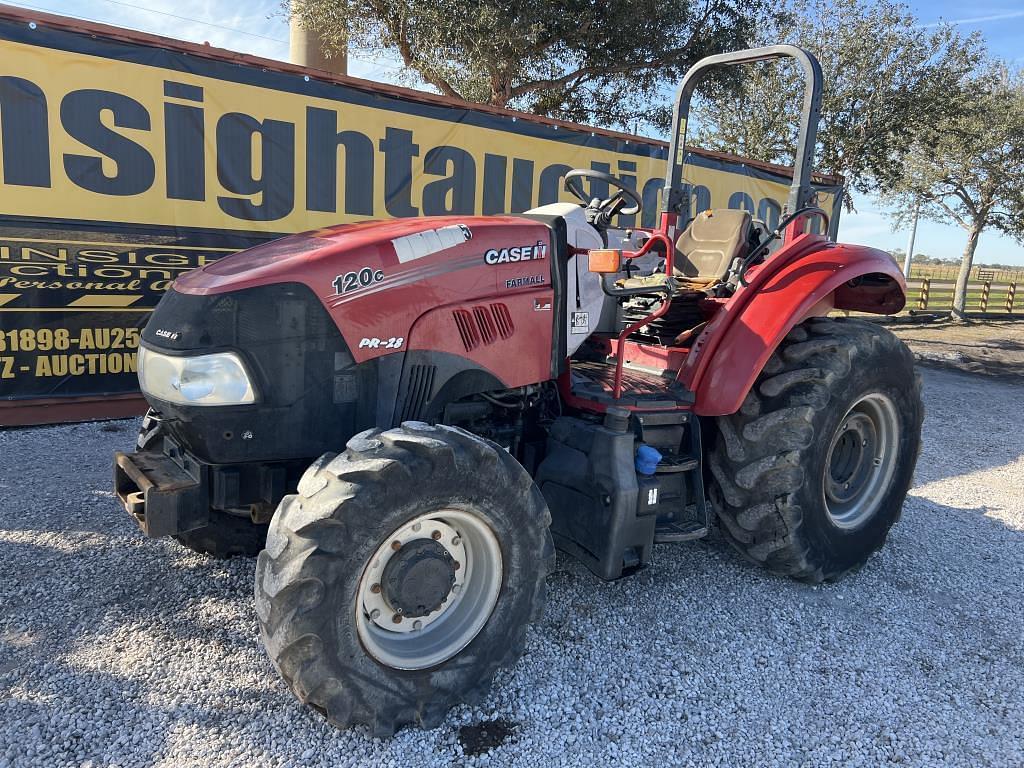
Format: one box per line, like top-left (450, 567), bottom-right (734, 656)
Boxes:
top-left (254, 422), bottom-right (553, 735)
top-left (710, 317), bottom-right (923, 583)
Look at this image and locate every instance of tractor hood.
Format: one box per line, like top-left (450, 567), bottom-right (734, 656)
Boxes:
top-left (173, 215), bottom-right (534, 298)
top-left (167, 214), bottom-right (560, 369)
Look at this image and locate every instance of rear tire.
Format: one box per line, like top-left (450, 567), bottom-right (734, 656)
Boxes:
top-left (254, 422), bottom-right (553, 736)
top-left (136, 409), bottom-right (267, 558)
top-left (710, 317), bottom-right (923, 583)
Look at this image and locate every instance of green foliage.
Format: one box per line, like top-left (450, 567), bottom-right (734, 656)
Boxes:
top-left (288, 0), bottom-right (774, 131)
top-left (885, 66), bottom-right (1024, 242)
top-left (883, 64), bottom-right (1024, 316)
top-left (690, 0), bottom-right (986, 201)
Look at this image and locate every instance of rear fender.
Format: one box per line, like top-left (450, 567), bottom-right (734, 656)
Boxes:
top-left (681, 235), bottom-right (905, 417)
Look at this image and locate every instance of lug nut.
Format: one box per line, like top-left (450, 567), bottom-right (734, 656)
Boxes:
top-left (370, 583), bottom-right (381, 594)
top-left (453, 561), bottom-right (461, 570)
top-left (412, 522), bottom-right (422, 532)
top-left (391, 540), bottom-right (402, 551)
top-left (452, 584), bottom-right (462, 594)
top-left (413, 620), bottom-right (423, 630)
top-left (370, 609), bottom-right (381, 620)
top-left (451, 536), bottom-right (461, 546)
top-left (431, 530), bottom-right (442, 540)
top-left (392, 613), bottom-right (403, 624)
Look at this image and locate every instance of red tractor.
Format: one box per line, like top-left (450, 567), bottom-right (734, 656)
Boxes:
top-left (114, 46), bottom-right (922, 734)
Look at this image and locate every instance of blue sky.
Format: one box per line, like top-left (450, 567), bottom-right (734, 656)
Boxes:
top-left (842, 2), bottom-right (1024, 266)
top-left (9, 0), bottom-right (1024, 265)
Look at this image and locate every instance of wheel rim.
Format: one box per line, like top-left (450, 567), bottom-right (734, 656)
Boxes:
top-left (355, 508), bottom-right (502, 670)
top-left (822, 392), bottom-right (901, 530)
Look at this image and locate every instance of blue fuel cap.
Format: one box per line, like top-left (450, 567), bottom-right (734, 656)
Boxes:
top-left (635, 444), bottom-right (662, 476)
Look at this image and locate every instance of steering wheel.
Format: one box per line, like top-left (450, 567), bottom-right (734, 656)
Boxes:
top-left (563, 169), bottom-right (643, 226)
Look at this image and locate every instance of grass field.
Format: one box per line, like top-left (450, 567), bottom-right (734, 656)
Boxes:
top-left (904, 281), bottom-right (1019, 313)
top-left (895, 263), bottom-right (1023, 314)
top-left (907, 263), bottom-right (1024, 284)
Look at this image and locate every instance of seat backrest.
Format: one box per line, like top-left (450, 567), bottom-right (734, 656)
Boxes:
top-left (674, 209), bottom-right (751, 280)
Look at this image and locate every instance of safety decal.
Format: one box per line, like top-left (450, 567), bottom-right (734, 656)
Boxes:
top-left (484, 240), bottom-right (548, 265)
top-left (506, 275), bottom-right (546, 289)
top-left (334, 266), bottom-right (385, 294)
top-left (570, 311), bottom-right (590, 334)
top-left (392, 225), bottom-right (472, 264)
top-left (359, 336), bottom-right (405, 350)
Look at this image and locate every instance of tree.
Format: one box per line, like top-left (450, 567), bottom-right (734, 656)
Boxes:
top-left (288, 0), bottom-right (774, 131)
top-left (689, 0), bottom-right (985, 202)
top-left (884, 66), bottom-right (1024, 319)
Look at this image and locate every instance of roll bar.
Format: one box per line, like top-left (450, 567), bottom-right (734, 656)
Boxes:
top-left (662, 45), bottom-right (823, 229)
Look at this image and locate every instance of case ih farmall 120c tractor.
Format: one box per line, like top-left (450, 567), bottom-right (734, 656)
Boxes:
top-left (114, 47), bottom-right (923, 734)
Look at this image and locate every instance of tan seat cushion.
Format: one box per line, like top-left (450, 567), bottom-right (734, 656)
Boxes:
top-left (674, 209), bottom-right (751, 280)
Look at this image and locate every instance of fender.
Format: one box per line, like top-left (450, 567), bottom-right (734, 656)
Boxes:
top-left (680, 234), bottom-right (906, 417)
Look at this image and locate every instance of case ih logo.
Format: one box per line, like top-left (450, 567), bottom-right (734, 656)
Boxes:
top-left (484, 241), bottom-right (548, 265)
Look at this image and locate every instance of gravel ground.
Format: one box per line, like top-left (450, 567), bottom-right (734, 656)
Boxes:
top-left (1, 367), bottom-right (1022, 768)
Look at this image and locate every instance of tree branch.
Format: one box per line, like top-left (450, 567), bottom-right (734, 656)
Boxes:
top-left (930, 196), bottom-right (971, 230)
top-left (507, 45), bottom-right (698, 99)
top-left (949, 181), bottom-right (979, 217)
top-left (390, 12), bottom-right (460, 99)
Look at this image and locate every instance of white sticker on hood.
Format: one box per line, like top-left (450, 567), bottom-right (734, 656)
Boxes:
top-left (392, 224), bottom-right (472, 263)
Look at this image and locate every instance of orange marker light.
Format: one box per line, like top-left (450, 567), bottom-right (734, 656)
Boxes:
top-left (588, 249), bottom-right (622, 273)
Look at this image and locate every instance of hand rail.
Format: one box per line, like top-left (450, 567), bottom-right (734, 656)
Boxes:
top-left (595, 232), bottom-right (679, 399)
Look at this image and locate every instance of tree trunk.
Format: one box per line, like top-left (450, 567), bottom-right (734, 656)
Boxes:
top-left (951, 222), bottom-right (982, 321)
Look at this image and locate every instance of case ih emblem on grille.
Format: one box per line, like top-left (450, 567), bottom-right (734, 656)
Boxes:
top-left (484, 240), bottom-right (548, 265)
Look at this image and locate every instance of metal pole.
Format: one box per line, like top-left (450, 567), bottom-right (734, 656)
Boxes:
top-left (903, 201), bottom-right (919, 277)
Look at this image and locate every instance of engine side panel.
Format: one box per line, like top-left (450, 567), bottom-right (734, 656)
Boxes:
top-left (173, 216), bottom-right (559, 390)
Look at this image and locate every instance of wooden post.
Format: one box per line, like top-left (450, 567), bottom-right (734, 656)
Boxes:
top-left (1007, 282), bottom-right (1017, 313)
top-left (980, 280), bottom-right (991, 312)
top-left (918, 278), bottom-right (930, 310)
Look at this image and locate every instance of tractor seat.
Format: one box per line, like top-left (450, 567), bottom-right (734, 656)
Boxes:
top-left (617, 209), bottom-right (751, 291)
top-left (674, 208), bottom-right (751, 280)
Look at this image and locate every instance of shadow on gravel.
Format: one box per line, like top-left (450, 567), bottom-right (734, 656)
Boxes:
top-left (0, 648), bottom-right (327, 767)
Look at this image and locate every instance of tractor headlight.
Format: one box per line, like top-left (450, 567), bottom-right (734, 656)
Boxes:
top-left (137, 346), bottom-right (256, 406)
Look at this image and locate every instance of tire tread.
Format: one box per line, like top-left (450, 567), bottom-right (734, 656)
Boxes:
top-left (711, 318), bottom-right (922, 583)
